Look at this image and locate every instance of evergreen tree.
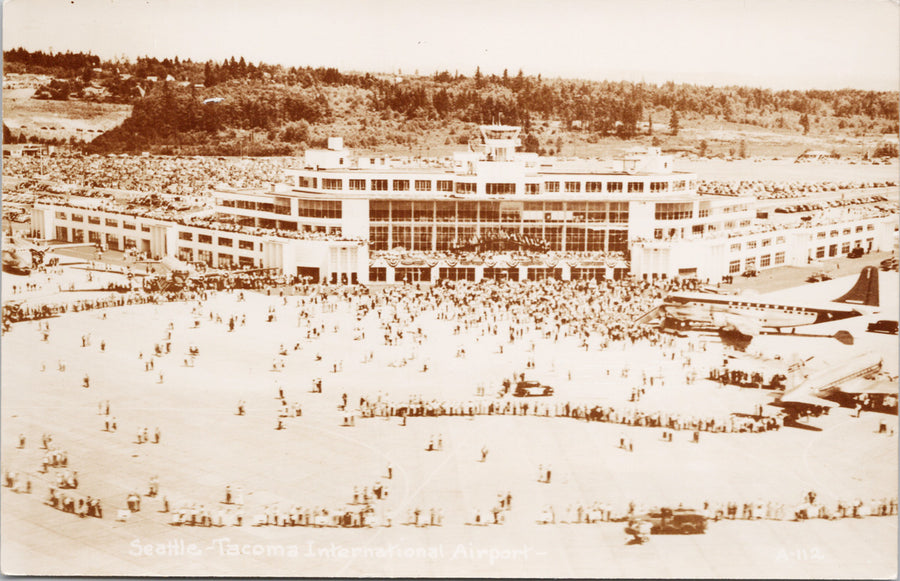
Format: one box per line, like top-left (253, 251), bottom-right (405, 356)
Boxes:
top-left (670, 109), bottom-right (679, 136)
top-left (800, 113), bottom-right (810, 135)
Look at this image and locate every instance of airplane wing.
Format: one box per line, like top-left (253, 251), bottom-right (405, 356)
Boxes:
top-left (633, 304), bottom-right (663, 325)
top-left (722, 313), bottom-right (761, 337)
top-left (779, 387), bottom-right (840, 407)
top-left (832, 377), bottom-right (899, 396)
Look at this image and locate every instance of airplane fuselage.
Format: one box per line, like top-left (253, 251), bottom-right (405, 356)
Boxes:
top-left (662, 294), bottom-right (861, 330)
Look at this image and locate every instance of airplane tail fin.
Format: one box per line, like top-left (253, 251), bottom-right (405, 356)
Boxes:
top-left (834, 266), bottom-right (879, 307)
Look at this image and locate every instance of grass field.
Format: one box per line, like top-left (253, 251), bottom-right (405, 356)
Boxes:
top-left (2, 86), bottom-right (131, 143)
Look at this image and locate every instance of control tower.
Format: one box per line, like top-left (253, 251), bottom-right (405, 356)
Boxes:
top-left (479, 125), bottom-right (521, 161)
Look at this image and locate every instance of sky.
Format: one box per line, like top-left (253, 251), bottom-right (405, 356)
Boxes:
top-left (2, 0), bottom-right (899, 90)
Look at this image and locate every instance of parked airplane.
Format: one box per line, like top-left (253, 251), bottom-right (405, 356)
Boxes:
top-left (779, 351), bottom-right (884, 406)
top-left (1, 236), bottom-right (47, 275)
top-left (655, 267), bottom-right (879, 337)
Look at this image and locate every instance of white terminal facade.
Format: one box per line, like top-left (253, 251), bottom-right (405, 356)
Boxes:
top-left (32, 125), bottom-right (896, 284)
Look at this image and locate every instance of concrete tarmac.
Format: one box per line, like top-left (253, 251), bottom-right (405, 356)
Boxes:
top-left (1, 260), bottom-right (897, 577)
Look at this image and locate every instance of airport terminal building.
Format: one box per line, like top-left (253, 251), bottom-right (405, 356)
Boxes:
top-left (31, 125), bottom-right (896, 283)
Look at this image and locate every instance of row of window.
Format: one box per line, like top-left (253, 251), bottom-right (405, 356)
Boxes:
top-left (58, 227), bottom-right (147, 251)
top-left (728, 253), bottom-right (786, 273)
top-left (730, 237), bottom-right (786, 252)
top-left (368, 224), bottom-right (628, 252)
top-left (815, 239), bottom-right (873, 258)
top-left (297, 199), bottom-right (342, 219)
top-left (220, 199), bottom-right (291, 215)
top-left (178, 231), bottom-right (258, 250)
top-left (297, 175), bottom-right (693, 194)
top-left (177, 247), bottom-right (256, 269)
top-left (654, 203), bottom-right (694, 221)
top-left (368, 200), bottom-right (629, 224)
top-left (816, 225), bottom-right (875, 238)
top-left (56, 212), bottom-right (151, 232)
top-left (368, 265), bottom-right (613, 283)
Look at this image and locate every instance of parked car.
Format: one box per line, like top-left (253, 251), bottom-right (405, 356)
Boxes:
top-left (741, 269), bottom-right (758, 278)
top-left (512, 380), bottom-right (554, 397)
top-left (848, 247), bottom-right (865, 259)
top-left (807, 272), bottom-right (832, 283)
top-left (627, 508), bottom-right (708, 535)
top-left (867, 320), bottom-right (898, 335)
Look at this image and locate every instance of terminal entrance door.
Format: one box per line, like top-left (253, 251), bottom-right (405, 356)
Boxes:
top-left (394, 267), bottom-right (431, 283)
top-left (483, 267), bottom-right (520, 281)
top-left (297, 266), bottom-right (320, 283)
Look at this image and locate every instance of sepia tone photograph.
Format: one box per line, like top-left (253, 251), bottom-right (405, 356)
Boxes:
top-left (1, 0), bottom-right (898, 577)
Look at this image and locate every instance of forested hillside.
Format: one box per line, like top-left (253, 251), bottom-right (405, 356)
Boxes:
top-left (4, 49), bottom-right (898, 156)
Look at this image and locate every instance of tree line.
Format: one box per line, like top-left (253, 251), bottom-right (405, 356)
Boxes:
top-left (5, 48), bottom-right (898, 155)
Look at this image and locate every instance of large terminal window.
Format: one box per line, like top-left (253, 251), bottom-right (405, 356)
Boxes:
top-left (435, 201), bottom-right (456, 222)
top-left (587, 202), bottom-right (606, 222)
top-left (369, 200), bottom-right (390, 221)
top-left (369, 226), bottom-right (388, 250)
top-left (413, 202), bottom-right (433, 222)
top-left (392, 202), bottom-right (412, 221)
top-left (566, 226), bottom-right (586, 250)
top-left (457, 201), bottom-right (478, 221)
top-left (608, 202), bottom-right (629, 223)
top-left (436, 226), bottom-right (456, 250)
top-left (392, 225), bottom-right (411, 249)
top-left (297, 200), bottom-right (342, 219)
top-left (479, 202), bottom-right (500, 222)
top-left (654, 202), bottom-right (693, 220)
top-left (486, 183), bottom-right (516, 195)
top-left (608, 230), bottom-right (628, 252)
top-left (412, 226), bottom-right (432, 250)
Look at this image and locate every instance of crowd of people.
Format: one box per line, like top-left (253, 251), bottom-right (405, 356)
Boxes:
top-left (774, 193), bottom-right (890, 213)
top-left (708, 367), bottom-right (785, 390)
top-left (2, 154), bottom-right (286, 196)
top-left (538, 493), bottom-right (898, 525)
top-left (369, 248), bottom-right (628, 268)
top-left (1, 245), bottom-right (895, 542)
top-left (697, 179), bottom-right (897, 199)
top-left (354, 395), bottom-right (782, 434)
